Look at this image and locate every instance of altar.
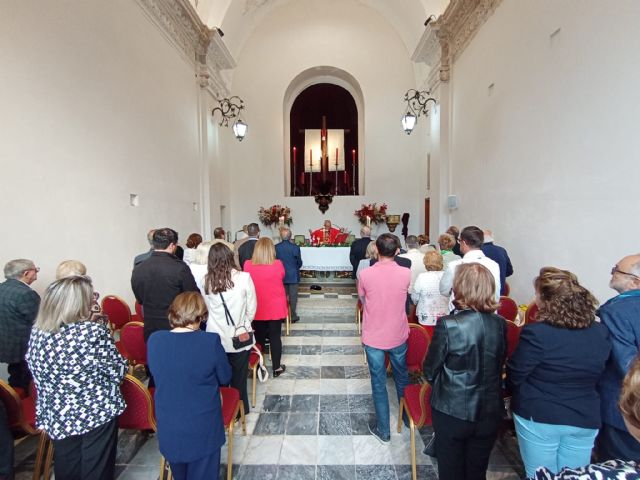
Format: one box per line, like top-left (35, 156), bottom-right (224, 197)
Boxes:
top-left (300, 246), bottom-right (351, 271)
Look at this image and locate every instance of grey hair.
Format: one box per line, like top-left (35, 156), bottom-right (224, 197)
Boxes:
top-left (194, 241), bottom-right (215, 265)
top-left (35, 276), bottom-right (93, 332)
top-left (4, 259), bottom-right (35, 280)
top-left (360, 226), bottom-right (371, 237)
top-left (406, 235), bottom-right (419, 249)
top-left (365, 240), bottom-right (378, 259)
top-left (147, 229), bottom-right (156, 246)
top-left (280, 227), bottom-right (292, 241)
top-left (56, 260), bottom-right (87, 280)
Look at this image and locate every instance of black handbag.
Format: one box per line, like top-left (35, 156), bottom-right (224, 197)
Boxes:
top-left (220, 293), bottom-right (254, 349)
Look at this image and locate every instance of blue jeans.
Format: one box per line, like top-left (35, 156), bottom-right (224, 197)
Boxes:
top-left (364, 342), bottom-right (409, 439)
top-left (514, 413), bottom-right (598, 478)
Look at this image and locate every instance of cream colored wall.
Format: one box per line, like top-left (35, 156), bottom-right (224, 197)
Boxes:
top-left (0, 1), bottom-right (203, 304)
top-left (446, 0), bottom-right (640, 303)
top-left (221, 0), bottom-right (429, 241)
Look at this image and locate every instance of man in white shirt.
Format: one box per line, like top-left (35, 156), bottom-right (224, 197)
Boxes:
top-left (439, 226), bottom-right (501, 306)
top-left (398, 235), bottom-right (426, 295)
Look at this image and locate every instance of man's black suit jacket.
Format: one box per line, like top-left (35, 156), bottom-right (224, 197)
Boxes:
top-left (349, 237), bottom-right (371, 279)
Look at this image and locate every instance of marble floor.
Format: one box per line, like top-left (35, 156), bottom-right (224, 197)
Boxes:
top-left (12, 296), bottom-right (525, 479)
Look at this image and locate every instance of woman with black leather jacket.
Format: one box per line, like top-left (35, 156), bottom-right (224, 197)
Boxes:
top-left (423, 262), bottom-right (507, 480)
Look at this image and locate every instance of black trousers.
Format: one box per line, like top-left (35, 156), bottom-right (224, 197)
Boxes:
top-left (7, 360), bottom-right (31, 391)
top-left (0, 401), bottom-right (13, 480)
top-left (227, 349), bottom-right (251, 413)
top-left (53, 417), bottom-right (119, 480)
top-left (596, 423), bottom-right (640, 462)
top-left (432, 409), bottom-right (500, 480)
top-left (252, 320), bottom-right (283, 370)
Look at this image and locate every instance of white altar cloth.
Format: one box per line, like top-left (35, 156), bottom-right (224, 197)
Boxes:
top-left (300, 247), bottom-right (351, 271)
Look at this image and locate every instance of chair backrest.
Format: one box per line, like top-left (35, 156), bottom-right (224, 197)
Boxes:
top-left (503, 282), bottom-right (511, 296)
top-left (249, 344), bottom-right (262, 368)
top-left (120, 321), bottom-right (147, 365)
top-left (102, 295), bottom-right (132, 331)
top-left (220, 386), bottom-right (240, 427)
top-left (0, 379), bottom-right (36, 436)
top-left (406, 324), bottom-right (431, 373)
top-left (525, 302), bottom-right (539, 324)
top-left (419, 383), bottom-right (433, 426)
top-left (497, 296), bottom-right (518, 322)
top-left (505, 320), bottom-right (522, 359)
top-left (119, 374), bottom-right (156, 431)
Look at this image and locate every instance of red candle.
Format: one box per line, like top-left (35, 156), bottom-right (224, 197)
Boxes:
top-left (352, 149), bottom-right (356, 165)
top-left (293, 146), bottom-right (297, 164)
top-left (309, 149), bottom-right (313, 168)
top-left (335, 147), bottom-right (339, 166)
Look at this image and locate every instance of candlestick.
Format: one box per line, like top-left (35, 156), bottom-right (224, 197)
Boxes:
top-left (309, 149), bottom-right (313, 194)
top-left (366, 215), bottom-right (371, 227)
top-left (279, 216), bottom-right (285, 227)
top-left (352, 149), bottom-right (356, 194)
top-left (292, 146), bottom-right (297, 196)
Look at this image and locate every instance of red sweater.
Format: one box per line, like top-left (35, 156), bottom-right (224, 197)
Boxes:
top-left (243, 260), bottom-right (288, 320)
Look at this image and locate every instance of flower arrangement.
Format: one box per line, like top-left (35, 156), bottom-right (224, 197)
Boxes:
top-left (258, 205), bottom-right (293, 227)
top-left (354, 203), bottom-right (387, 225)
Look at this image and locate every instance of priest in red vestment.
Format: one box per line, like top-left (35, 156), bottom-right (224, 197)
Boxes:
top-left (310, 220), bottom-right (341, 245)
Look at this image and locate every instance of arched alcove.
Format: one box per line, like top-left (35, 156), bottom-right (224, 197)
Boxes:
top-left (283, 66), bottom-right (365, 197)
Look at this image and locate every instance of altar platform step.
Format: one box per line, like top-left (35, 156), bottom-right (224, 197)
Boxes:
top-left (296, 297), bottom-right (357, 317)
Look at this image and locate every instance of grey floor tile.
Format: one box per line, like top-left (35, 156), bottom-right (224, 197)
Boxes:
top-left (282, 345), bottom-right (302, 355)
top-left (218, 464), bottom-right (239, 480)
top-left (320, 394), bottom-right (350, 412)
top-left (263, 394), bottom-right (292, 412)
top-left (290, 394), bottom-right (320, 412)
top-left (319, 412), bottom-right (352, 435)
top-left (285, 412), bottom-right (318, 435)
top-left (276, 465), bottom-right (316, 480)
top-left (317, 465), bottom-right (357, 480)
top-left (321, 366), bottom-right (345, 379)
top-left (289, 366), bottom-right (321, 379)
top-left (395, 464), bottom-right (438, 480)
top-left (300, 345), bottom-right (322, 355)
top-left (356, 465), bottom-right (397, 480)
top-left (345, 366), bottom-right (370, 379)
top-left (237, 464), bottom-right (278, 480)
top-left (253, 413), bottom-right (287, 435)
top-left (350, 412), bottom-right (375, 435)
top-left (349, 394), bottom-right (375, 413)
top-left (289, 329), bottom-right (323, 336)
top-left (342, 345), bottom-right (364, 354)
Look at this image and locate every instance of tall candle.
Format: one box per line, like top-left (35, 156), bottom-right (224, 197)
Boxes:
top-left (309, 149), bottom-right (313, 194)
top-left (292, 146), bottom-right (297, 196)
top-left (366, 215), bottom-right (371, 227)
top-left (335, 148), bottom-right (339, 166)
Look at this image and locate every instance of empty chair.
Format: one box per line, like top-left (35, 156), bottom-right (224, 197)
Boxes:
top-left (101, 295), bottom-right (132, 333)
top-left (118, 374), bottom-right (170, 479)
top-left (119, 321), bottom-right (147, 373)
top-left (398, 383), bottom-right (433, 480)
top-left (220, 386), bottom-right (247, 480)
top-left (498, 296), bottom-right (519, 322)
top-left (0, 379), bottom-right (53, 480)
top-left (406, 324), bottom-right (431, 377)
top-left (524, 301), bottom-right (539, 324)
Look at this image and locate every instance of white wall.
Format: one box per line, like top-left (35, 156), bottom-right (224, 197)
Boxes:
top-left (0, 1), bottom-right (203, 304)
top-left (222, 0), bottom-right (429, 240)
top-left (446, 0), bottom-right (640, 303)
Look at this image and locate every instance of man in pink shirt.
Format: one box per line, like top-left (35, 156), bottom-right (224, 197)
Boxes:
top-left (358, 233), bottom-right (410, 443)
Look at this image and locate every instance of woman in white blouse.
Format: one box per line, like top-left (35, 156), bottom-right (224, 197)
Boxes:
top-left (199, 242), bottom-right (257, 412)
top-left (411, 251), bottom-right (449, 329)
top-left (26, 276), bottom-right (127, 480)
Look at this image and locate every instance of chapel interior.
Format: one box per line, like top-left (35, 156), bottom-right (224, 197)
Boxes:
top-left (2, 0), bottom-right (640, 478)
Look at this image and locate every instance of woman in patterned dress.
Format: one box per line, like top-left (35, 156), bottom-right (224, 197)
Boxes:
top-left (26, 276), bottom-right (127, 480)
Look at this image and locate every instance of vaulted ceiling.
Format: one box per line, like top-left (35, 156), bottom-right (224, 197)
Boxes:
top-left (189, 0), bottom-right (449, 60)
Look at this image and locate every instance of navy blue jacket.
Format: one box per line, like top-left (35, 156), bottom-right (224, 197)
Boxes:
top-left (597, 290), bottom-right (640, 430)
top-left (481, 242), bottom-right (513, 295)
top-left (508, 321), bottom-right (611, 429)
top-left (148, 330), bottom-right (232, 463)
top-left (275, 240), bottom-right (303, 284)
top-left (349, 237), bottom-right (371, 279)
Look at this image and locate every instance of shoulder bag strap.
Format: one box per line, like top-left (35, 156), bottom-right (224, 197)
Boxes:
top-left (219, 292), bottom-right (235, 327)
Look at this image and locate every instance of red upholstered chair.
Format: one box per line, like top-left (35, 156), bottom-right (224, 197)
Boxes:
top-left (525, 302), bottom-right (539, 324)
top-left (355, 299), bottom-right (362, 334)
top-left (407, 304), bottom-right (419, 324)
top-left (119, 321), bottom-right (147, 373)
top-left (503, 282), bottom-right (511, 297)
top-left (398, 383), bottom-right (432, 480)
top-left (249, 344), bottom-right (264, 408)
top-left (497, 296), bottom-right (519, 322)
top-left (505, 319), bottom-right (523, 359)
top-left (406, 324), bottom-right (431, 377)
top-left (133, 301), bottom-right (144, 322)
top-left (0, 379), bottom-right (54, 480)
top-left (118, 375), bottom-right (170, 479)
top-left (101, 295), bottom-right (132, 333)
top-left (220, 386), bottom-right (246, 480)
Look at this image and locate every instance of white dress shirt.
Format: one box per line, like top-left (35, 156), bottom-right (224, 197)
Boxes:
top-left (398, 248), bottom-right (427, 294)
top-left (439, 249), bottom-right (501, 306)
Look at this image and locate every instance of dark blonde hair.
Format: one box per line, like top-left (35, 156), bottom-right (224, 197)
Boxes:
top-left (423, 251), bottom-right (443, 271)
top-left (534, 267), bottom-right (598, 329)
top-left (186, 233), bottom-right (203, 249)
top-left (453, 263), bottom-right (499, 312)
top-left (251, 238), bottom-right (276, 265)
top-left (620, 356), bottom-right (640, 431)
top-left (438, 233), bottom-right (456, 251)
top-left (36, 276), bottom-right (93, 332)
top-left (168, 292), bottom-right (207, 328)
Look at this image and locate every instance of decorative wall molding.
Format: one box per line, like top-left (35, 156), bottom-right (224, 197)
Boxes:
top-left (412, 0), bottom-right (502, 83)
top-left (134, 0), bottom-right (235, 94)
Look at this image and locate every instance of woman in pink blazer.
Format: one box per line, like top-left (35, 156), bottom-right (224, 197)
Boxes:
top-left (243, 238), bottom-right (288, 377)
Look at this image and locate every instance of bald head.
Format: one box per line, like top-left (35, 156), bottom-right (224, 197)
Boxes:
top-left (610, 254), bottom-right (640, 294)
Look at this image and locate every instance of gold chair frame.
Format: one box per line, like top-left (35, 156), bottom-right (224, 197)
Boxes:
top-left (397, 383), bottom-right (432, 480)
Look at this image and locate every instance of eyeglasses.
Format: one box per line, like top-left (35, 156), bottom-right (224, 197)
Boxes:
top-left (611, 266), bottom-right (640, 279)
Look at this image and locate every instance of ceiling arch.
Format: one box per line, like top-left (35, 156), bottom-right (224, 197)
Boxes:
top-left (189, 0), bottom-right (449, 60)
